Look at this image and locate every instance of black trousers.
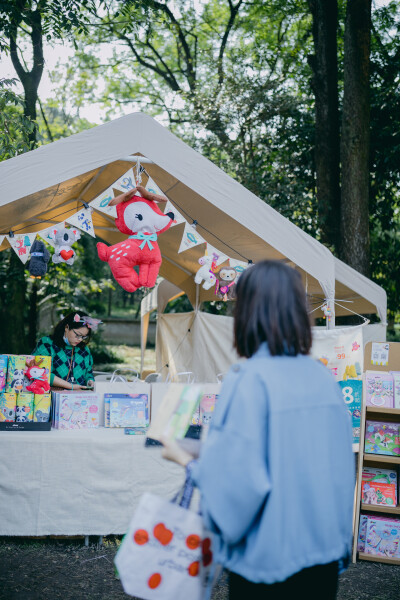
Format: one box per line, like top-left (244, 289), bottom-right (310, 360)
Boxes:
top-left (229, 561), bottom-right (339, 600)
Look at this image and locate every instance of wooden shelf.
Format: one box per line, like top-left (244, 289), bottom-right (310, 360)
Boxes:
top-left (366, 406), bottom-right (400, 417)
top-left (358, 552), bottom-right (400, 566)
top-left (361, 503), bottom-right (400, 515)
top-left (363, 453), bottom-right (400, 465)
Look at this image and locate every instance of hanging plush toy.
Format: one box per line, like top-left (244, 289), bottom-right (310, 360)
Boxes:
top-left (194, 253), bottom-right (218, 290)
top-left (25, 358), bottom-right (51, 394)
top-left (215, 266), bottom-right (238, 301)
top-left (27, 239), bottom-right (50, 279)
top-left (97, 186), bottom-right (175, 292)
top-left (52, 227), bottom-right (81, 265)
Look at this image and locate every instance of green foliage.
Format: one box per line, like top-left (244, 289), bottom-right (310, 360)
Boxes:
top-left (0, 78), bottom-right (34, 159)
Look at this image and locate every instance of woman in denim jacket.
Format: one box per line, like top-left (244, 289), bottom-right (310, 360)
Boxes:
top-left (162, 260), bottom-right (354, 600)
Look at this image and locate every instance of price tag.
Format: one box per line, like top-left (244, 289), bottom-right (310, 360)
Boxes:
top-left (371, 342), bottom-right (389, 366)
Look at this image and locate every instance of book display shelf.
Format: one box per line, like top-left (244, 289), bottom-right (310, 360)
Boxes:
top-left (352, 342), bottom-right (400, 566)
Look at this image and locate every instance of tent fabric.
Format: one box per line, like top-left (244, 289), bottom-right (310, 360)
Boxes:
top-left (154, 311), bottom-right (386, 383)
top-left (0, 112), bottom-right (386, 321)
top-left (155, 311), bottom-right (239, 382)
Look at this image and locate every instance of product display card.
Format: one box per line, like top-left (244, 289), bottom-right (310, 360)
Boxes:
top-left (105, 393), bottom-right (149, 428)
top-left (365, 371), bottom-right (394, 408)
top-left (52, 391), bottom-right (100, 429)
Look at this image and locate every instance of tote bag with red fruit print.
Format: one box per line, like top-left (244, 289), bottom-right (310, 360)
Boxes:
top-left (114, 491), bottom-right (217, 600)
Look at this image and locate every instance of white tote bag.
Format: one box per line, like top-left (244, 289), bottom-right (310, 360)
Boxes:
top-left (115, 492), bottom-right (216, 600)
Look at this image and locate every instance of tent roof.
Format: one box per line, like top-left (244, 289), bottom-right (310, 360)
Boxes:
top-left (0, 112), bottom-right (386, 321)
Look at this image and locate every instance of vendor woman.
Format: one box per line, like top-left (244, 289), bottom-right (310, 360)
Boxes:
top-left (32, 311), bottom-right (101, 390)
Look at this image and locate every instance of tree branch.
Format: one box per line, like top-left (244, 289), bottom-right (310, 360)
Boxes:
top-left (217, 0), bottom-right (243, 85)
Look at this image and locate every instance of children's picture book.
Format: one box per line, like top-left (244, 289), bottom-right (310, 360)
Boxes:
top-left (16, 392), bottom-right (34, 422)
top-left (364, 420), bottom-right (400, 456)
top-left (365, 371), bottom-right (394, 408)
top-left (33, 393), bottom-right (51, 422)
top-left (52, 391), bottom-right (100, 429)
top-left (0, 355), bottom-right (8, 392)
top-left (362, 467), bottom-right (397, 504)
top-left (391, 371), bottom-right (400, 409)
top-left (200, 393), bottom-right (219, 426)
top-left (5, 355), bottom-right (27, 393)
top-left (104, 393), bottom-right (149, 428)
top-left (339, 380), bottom-right (362, 444)
top-left (0, 392), bottom-right (16, 422)
top-left (365, 517), bottom-right (400, 558)
top-left (147, 384), bottom-right (203, 442)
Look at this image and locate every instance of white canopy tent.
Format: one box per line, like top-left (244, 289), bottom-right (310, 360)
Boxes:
top-left (0, 112), bottom-right (387, 378)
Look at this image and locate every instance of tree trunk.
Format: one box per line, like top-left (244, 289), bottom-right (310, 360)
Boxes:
top-left (5, 252), bottom-right (27, 353)
top-left (308, 0), bottom-right (341, 251)
top-left (340, 0), bottom-right (372, 275)
top-left (27, 279), bottom-right (39, 350)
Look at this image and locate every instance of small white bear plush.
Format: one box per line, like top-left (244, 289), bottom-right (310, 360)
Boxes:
top-left (52, 227), bottom-right (81, 265)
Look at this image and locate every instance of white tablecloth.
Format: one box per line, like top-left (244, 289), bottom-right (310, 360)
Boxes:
top-left (0, 428), bottom-right (184, 536)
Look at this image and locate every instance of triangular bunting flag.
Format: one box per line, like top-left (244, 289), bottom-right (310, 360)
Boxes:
top-left (178, 222), bottom-right (205, 253)
top-left (0, 235), bottom-right (5, 247)
top-left (7, 233), bottom-right (37, 264)
top-left (37, 222), bottom-right (65, 247)
top-left (206, 244), bottom-right (229, 267)
top-left (112, 168), bottom-right (140, 195)
top-left (89, 187), bottom-right (117, 218)
top-left (66, 207), bottom-right (96, 237)
top-left (163, 200), bottom-right (186, 227)
top-left (145, 176), bottom-right (167, 199)
top-left (229, 258), bottom-right (249, 278)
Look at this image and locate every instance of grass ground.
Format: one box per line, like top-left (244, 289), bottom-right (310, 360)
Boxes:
top-left (94, 345), bottom-right (157, 375)
top-left (0, 537), bottom-right (399, 600)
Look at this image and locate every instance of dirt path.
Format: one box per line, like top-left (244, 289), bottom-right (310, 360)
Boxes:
top-left (0, 537), bottom-right (399, 600)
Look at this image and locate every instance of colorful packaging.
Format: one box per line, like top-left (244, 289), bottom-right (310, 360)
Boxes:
top-left (364, 420), bottom-right (400, 456)
top-left (105, 393), bottom-right (150, 428)
top-left (365, 371), bottom-right (394, 408)
top-left (52, 391), bottom-right (100, 429)
top-left (5, 355), bottom-right (27, 393)
top-left (339, 380), bottom-right (362, 443)
top-left (104, 395), bottom-right (110, 427)
top-left (33, 393), bottom-right (52, 422)
top-left (0, 355), bottom-right (8, 392)
top-left (0, 392), bottom-right (16, 422)
top-left (200, 393), bottom-right (219, 426)
top-left (362, 467), bottom-right (398, 503)
top-left (391, 372), bottom-right (400, 409)
top-left (357, 513), bottom-right (389, 552)
top-left (16, 392), bottom-right (34, 422)
top-left (365, 517), bottom-right (400, 558)
top-left (361, 479), bottom-right (397, 507)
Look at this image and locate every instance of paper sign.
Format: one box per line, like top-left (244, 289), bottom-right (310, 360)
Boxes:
top-left (89, 187), bottom-right (117, 218)
top-left (178, 222), bottom-right (205, 253)
top-left (112, 168), bottom-right (140, 195)
top-left (145, 176), bottom-right (167, 199)
top-left (206, 244), bottom-right (228, 266)
top-left (66, 207), bottom-right (95, 237)
top-left (7, 233), bottom-right (37, 264)
top-left (37, 222), bottom-right (65, 247)
top-left (163, 200), bottom-right (186, 227)
top-left (371, 342), bottom-right (389, 366)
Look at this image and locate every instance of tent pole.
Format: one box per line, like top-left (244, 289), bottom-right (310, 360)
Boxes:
top-left (326, 299), bottom-right (335, 330)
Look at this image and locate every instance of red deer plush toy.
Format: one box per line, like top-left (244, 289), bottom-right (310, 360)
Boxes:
top-left (97, 186), bottom-right (174, 292)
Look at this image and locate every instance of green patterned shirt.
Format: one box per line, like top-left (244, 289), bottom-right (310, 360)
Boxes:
top-left (32, 336), bottom-right (94, 386)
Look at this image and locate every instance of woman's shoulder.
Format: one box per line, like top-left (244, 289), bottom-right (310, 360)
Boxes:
top-left (35, 335), bottom-right (55, 348)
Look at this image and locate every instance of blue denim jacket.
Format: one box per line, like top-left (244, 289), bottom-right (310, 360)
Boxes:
top-left (191, 343), bottom-right (355, 584)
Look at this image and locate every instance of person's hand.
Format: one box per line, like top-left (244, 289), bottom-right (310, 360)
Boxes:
top-left (160, 436), bottom-right (194, 467)
top-left (86, 380), bottom-right (94, 388)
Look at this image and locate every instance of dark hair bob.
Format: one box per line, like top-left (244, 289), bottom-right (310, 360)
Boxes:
top-left (234, 260), bottom-right (312, 358)
top-left (52, 311), bottom-right (92, 349)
